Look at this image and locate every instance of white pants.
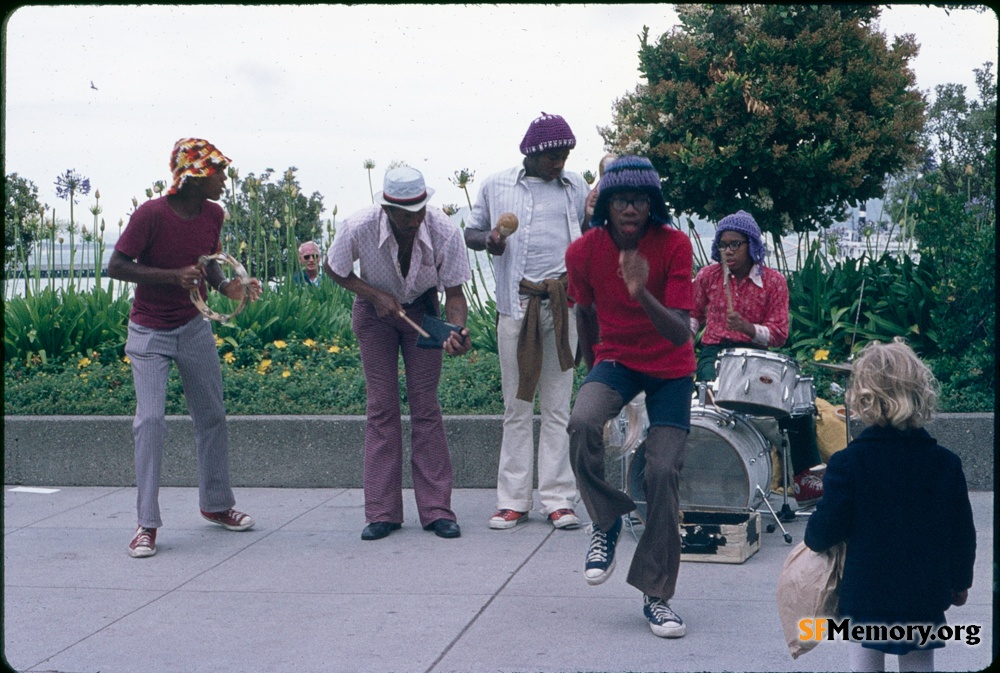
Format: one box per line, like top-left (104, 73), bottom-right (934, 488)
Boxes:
top-left (849, 643), bottom-right (935, 672)
top-left (496, 302), bottom-right (579, 515)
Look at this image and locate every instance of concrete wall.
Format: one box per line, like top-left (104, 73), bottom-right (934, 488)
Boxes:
top-left (4, 413), bottom-right (994, 491)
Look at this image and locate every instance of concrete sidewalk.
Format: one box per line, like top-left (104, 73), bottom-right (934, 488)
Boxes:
top-left (3, 487), bottom-right (994, 673)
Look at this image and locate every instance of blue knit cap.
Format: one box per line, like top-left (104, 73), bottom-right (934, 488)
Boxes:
top-left (712, 210), bottom-right (766, 266)
top-left (589, 155), bottom-right (671, 229)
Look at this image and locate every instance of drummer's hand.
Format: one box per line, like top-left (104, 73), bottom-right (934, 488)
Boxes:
top-left (177, 265), bottom-right (204, 291)
top-left (443, 327), bottom-right (471, 356)
top-left (726, 308), bottom-right (753, 336)
top-left (619, 249), bottom-right (649, 299)
top-left (951, 589), bottom-right (968, 606)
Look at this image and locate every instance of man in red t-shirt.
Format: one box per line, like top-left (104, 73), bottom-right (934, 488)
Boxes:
top-left (108, 138), bottom-right (262, 559)
top-left (565, 155), bottom-right (694, 639)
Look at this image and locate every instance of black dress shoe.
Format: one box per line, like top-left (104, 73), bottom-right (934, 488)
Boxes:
top-left (424, 518), bottom-right (461, 539)
top-left (361, 522), bottom-right (401, 540)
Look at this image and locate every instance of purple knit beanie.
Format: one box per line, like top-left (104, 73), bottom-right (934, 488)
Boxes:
top-left (590, 155), bottom-right (671, 228)
top-left (712, 210), bottom-right (766, 266)
top-left (519, 112), bottom-right (576, 155)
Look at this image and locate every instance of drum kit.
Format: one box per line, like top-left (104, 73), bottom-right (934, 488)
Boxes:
top-left (610, 347), bottom-right (853, 546)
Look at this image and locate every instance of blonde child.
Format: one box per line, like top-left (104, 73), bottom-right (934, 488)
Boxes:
top-left (804, 338), bottom-right (976, 671)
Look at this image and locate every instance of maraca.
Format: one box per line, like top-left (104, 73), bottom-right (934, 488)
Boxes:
top-left (497, 213), bottom-right (519, 239)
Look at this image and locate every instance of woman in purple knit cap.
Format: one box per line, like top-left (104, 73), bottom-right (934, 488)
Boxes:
top-left (690, 210), bottom-right (825, 505)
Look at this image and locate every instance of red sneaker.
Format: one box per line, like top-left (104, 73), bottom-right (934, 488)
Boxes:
top-left (792, 470), bottom-right (824, 507)
top-left (548, 508), bottom-right (581, 529)
top-left (201, 508), bottom-right (255, 531)
top-left (489, 509), bottom-right (528, 530)
top-left (129, 526), bottom-right (157, 558)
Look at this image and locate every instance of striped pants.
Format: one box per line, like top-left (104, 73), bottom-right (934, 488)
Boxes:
top-left (354, 298), bottom-right (456, 527)
top-left (125, 317), bottom-right (236, 528)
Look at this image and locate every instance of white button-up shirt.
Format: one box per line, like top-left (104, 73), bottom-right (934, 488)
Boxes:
top-left (328, 205), bottom-right (471, 304)
top-left (465, 165), bottom-right (588, 320)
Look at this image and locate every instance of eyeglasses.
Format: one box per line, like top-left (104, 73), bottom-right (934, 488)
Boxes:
top-left (301, 254), bottom-right (318, 260)
top-left (717, 241), bottom-right (746, 252)
top-left (609, 196), bottom-right (651, 212)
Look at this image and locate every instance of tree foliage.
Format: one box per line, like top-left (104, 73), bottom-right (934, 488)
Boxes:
top-left (4, 173), bottom-right (44, 277)
top-left (222, 167), bottom-right (326, 281)
top-left (600, 4), bottom-right (925, 238)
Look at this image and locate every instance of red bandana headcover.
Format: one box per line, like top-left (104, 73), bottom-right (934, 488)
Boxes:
top-left (168, 138), bottom-right (232, 195)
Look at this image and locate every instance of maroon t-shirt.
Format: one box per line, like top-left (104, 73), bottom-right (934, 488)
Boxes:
top-left (566, 225), bottom-right (696, 379)
top-left (115, 196), bottom-right (223, 329)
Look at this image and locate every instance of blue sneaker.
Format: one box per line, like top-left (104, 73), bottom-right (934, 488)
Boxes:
top-left (584, 516), bottom-right (622, 585)
top-left (643, 594), bottom-right (686, 638)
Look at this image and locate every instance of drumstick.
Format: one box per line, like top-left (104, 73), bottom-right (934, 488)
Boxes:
top-left (398, 310), bottom-right (432, 338)
top-left (723, 270), bottom-right (734, 314)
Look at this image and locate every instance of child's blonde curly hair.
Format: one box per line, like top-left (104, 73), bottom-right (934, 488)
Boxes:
top-left (847, 337), bottom-right (938, 431)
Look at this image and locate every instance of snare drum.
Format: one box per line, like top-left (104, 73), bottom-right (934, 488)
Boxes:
top-left (627, 405), bottom-right (772, 521)
top-left (791, 375), bottom-right (817, 417)
top-left (714, 348), bottom-right (799, 417)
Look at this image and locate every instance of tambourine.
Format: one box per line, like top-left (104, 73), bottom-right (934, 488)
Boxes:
top-left (189, 252), bottom-right (250, 324)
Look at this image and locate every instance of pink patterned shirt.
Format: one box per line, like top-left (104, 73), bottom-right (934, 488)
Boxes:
top-left (691, 263), bottom-right (789, 348)
top-left (327, 205), bottom-right (471, 304)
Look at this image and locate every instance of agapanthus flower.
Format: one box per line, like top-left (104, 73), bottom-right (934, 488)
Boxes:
top-left (54, 169), bottom-right (91, 204)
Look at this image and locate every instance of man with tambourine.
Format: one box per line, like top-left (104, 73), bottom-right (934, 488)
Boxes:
top-left (108, 138), bottom-right (262, 559)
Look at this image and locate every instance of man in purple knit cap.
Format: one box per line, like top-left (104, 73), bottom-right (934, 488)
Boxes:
top-left (465, 112), bottom-right (589, 532)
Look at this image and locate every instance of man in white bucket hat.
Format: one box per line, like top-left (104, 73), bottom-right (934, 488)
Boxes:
top-left (326, 166), bottom-right (472, 541)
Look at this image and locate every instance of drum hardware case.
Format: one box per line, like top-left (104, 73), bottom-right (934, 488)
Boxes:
top-left (679, 508), bottom-right (761, 564)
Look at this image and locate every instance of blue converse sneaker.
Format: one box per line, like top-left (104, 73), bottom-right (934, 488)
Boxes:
top-left (584, 516), bottom-right (622, 585)
top-left (643, 594), bottom-right (686, 638)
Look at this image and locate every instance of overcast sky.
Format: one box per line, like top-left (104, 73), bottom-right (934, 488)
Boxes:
top-left (4, 4), bottom-right (998, 239)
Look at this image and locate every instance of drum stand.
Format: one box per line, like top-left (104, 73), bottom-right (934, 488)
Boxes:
top-left (756, 428), bottom-right (794, 543)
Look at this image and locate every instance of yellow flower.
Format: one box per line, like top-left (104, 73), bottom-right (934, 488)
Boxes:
top-left (282, 370), bottom-right (291, 378)
top-left (215, 335), bottom-right (224, 347)
top-left (813, 349), bottom-right (830, 362)
top-left (123, 355), bottom-right (131, 365)
top-left (77, 357), bottom-right (92, 369)
top-left (273, 340), bottom-right (288, 349)
top-left (257, 359), bottom-right (273, 375)
top-left (303, 339), bottom-right (317, 348)
top-left (224, 352), bottom-right (236, 364)
top-left (328, 345), bottom-right (341, 354)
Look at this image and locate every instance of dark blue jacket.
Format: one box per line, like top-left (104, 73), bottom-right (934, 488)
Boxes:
top-left (804, 425), bottom-right (975, 636)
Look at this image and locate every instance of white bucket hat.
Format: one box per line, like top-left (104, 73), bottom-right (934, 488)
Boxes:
top-left (375, 166), bottom-right (435, 212)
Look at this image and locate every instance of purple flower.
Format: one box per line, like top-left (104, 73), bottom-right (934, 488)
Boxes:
top-left (54, 169), bottom-right (91, 203)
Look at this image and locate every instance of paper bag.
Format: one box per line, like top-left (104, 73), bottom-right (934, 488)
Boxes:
top-left (775, 541), bottom-right (846, 659)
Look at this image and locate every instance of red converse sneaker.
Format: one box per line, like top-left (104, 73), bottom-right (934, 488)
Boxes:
top-left (489, 509), bottom-right (528, 530)
top-left (792, 470), bottom-right (824, 507)
top-left (548, 508), bottom-right (581, 529)
top-left (129, 526), bottom-right (157, 558)
top-left (201, 508), bottom-right (255, 531)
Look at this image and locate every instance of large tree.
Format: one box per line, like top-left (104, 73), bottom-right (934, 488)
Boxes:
top-left (600, 4), bottom-right (925, 237)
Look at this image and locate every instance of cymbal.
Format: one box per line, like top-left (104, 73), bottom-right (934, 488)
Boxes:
top-left (810, 361), bottom-right (853, 374)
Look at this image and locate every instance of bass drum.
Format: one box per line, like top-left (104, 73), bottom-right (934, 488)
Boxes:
top-left (627, 405), bottom-right (772, 522)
